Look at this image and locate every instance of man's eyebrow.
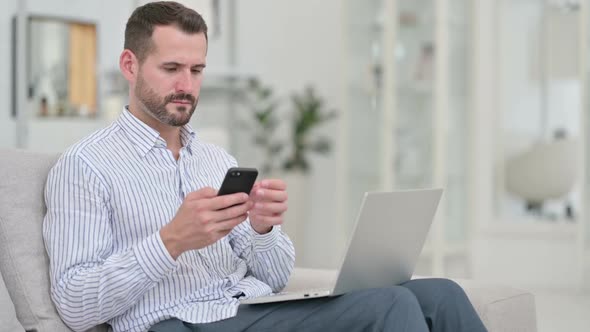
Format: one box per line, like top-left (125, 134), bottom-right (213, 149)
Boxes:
top-left (162, 62), bottom-right (181, 67)
top-left (161, 62), bottom-right (206, 68)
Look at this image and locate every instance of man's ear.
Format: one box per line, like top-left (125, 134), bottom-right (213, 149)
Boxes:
top-left (119, 49), bottom-right (138, 82)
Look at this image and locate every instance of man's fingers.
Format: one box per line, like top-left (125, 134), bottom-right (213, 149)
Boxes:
top-left (214, 200), bottom-right (253, 222)
top-left (216, 214), bottom-right (248, 231)
top-left (249, 214), bottom-right (283, 226)
top-left (253, 188), bottom-right (288, 202)
top-left (252, 202), bottom-right (287, 215)
top-left (185, 187), bottom-right (217, 200)
top-left (208, 192), bottom-right (250, 210)
top-left (259, 179), bottom-right (287, 191)
top-left (250, 182), bottom-right (261, 194)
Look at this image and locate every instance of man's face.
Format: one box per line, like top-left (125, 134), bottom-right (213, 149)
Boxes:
top-left (134, 26), bottom-right (207, 127)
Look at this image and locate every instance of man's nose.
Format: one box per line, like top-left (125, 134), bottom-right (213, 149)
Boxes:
top-left (175, 70), bottom-right (193, 92)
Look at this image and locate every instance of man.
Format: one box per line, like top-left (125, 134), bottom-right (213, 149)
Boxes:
top-left (43, 2), bottom-right (487, 332)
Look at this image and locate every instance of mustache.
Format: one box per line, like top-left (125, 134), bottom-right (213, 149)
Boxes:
top-left (165, 93), bottom-right (196, 104)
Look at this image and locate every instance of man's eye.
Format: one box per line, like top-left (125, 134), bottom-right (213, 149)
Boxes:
top-left (164, 67), bottom-right (177, 72)
top-left (191, 68), bottom-right (203, 74)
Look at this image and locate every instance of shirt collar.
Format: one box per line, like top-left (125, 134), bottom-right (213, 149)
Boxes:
top-left (117, 107), bottom-right (197, 157)
top-left (180, 124), bottom-right (197, 155)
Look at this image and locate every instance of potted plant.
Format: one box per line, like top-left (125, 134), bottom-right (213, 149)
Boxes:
top-left (240, 79), bottom-right (337, 250)
top-left (282, 86), bottom-right (338, 173)
top-left (241, 78), bottom-right (337, 176)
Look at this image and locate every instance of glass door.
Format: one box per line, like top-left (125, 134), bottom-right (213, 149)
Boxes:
top-left (393, 0), bottom-right (435, 191)
top-left (345, 0), bottom-right (472, 276)
top-left (393, 0), bottom-right (471, 276)
top-left (345, 0), bottom-right (388, 223)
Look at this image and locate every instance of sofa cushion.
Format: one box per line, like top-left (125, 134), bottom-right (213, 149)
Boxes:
top-left (0, 149), bottom-right (72, 331)
top-left (0, 267), bottom-right (25, 332)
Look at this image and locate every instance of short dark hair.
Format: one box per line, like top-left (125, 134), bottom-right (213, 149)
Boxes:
top-left (124, 1), bottom-right (208, 63)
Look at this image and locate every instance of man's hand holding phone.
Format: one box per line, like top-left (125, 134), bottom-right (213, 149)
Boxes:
top-left (159, 167), bottom-right (287, 259)
top-left (160, 188), bottom-right (253, 260)
top-left (214, 168), bottom-right (288, 234)
top-left (248, 179), bottom-right (288, 234)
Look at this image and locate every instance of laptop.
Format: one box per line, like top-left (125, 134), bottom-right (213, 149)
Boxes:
top-left (241, 188), bottom-right (443, 304)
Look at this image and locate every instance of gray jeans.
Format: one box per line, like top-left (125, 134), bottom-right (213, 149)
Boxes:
top-left (149, 278), bottom-right (487, 332)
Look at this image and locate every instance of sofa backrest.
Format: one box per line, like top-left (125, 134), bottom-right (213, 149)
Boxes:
top-left (0, 149), bottom-right (108, 332)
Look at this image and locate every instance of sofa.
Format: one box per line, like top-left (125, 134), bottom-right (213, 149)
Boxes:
top-left (0, 148), bottom-right (538, 332)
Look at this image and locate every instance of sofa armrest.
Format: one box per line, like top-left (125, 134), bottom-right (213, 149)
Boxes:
top-left (454, 279), bottom-right (537, 332)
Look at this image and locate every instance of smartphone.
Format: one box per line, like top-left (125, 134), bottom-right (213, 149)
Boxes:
top-left (217, 167), bottom-right (258, 196)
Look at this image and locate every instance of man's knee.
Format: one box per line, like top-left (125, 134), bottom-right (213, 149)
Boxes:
top-left (408, 278), bottom-right (466, 295)
top-left (426, 278), bottom-right (467, 298)
top-left (357, 286), bottom-right (420, 307)
top-left (404, 278), bottom-right (471, 309)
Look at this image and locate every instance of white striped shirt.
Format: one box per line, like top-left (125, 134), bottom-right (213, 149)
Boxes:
top-left (42, 109), bottom-right (295, 332)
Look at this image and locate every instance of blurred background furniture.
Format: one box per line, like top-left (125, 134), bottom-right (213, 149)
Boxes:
top-left (505, 137), bottom-right (579, 215)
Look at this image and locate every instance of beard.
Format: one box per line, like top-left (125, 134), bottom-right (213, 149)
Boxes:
top-left (135, 74), bottom-right (198, 127)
